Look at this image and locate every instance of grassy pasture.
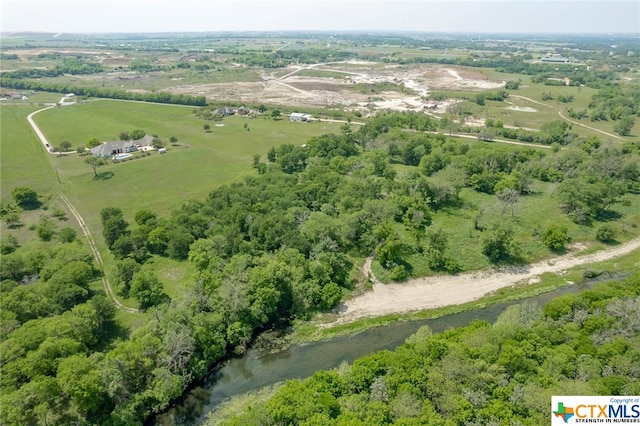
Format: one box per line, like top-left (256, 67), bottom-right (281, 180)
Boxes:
top-left (428, 67), bottom-right (636, 140)
top-left (2, 99), bottom-right (343, 310)
top-left (0, 105), bottom-right (87, 279)
top-left (477, 70), bottom-right (636, 138)
top-left (35, 100), bottom-right (346, 223)
top-left (1, 105), bottom-right (59, 201)
top-left (372, 140), bottom-right (640, 282)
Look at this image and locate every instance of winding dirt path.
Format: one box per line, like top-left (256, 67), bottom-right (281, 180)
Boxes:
top-left (27, 106), bottom-right (139, 313)
top-left (510, 94), bottom-right (624, 141)
top-left (327, 237), bottom-right (640, 327)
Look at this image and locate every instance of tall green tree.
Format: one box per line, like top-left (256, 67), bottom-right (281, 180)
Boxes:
top-left (86, 137), bottom-right (102, 149)
top-left (614, 116), bottom-right (635, 136)
top-left (85, 156), bottom-right (107, 177)
top-left (130, 269), bottom-right (165, 309)
top-left (12, 186), bottom-right (38, 209)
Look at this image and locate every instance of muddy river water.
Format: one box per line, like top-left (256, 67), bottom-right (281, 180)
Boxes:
top-left (152, 277), bottom-right (615, 425)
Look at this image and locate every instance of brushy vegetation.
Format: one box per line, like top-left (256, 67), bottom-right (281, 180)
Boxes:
top-left (2, 31), bottom-right (640, 426)
top-left (219, 275), bottom-right (640, 426)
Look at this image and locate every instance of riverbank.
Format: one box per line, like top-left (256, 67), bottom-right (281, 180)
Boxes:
top-left (328, 236), bottom-right (640, 327)
top-left (151, 247), bottom-right (638, 425)
top-left (292, 246), bottom-right (640, 343)
top-left (199, 265), bottom-right (639, 426)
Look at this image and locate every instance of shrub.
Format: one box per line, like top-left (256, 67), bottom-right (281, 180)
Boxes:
top-left (541, 225), bottom-right (569, 251)
top-left (482, 226), bottom-right (514, 263)
top-left (52, 208), bottom-right (67, 220)
top-left (595, 224), bottom-right (615, 243)
top-left (321, 283), bottom-right (342, 309)
top-left (390, 265), bottom-right (408, 281)
top-left (36, 218), bottom-right (56, 241)
top-left (444, 258), bottom-right (460, 274)
top-left (58, 227), bottom-right (77, 243)
top-left (3, 212), bottom-right (21, 228)
top-left (505, 80), bottom-right (520, 90)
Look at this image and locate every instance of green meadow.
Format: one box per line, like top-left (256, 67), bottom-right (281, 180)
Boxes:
top-left (1, 105), bottom-right (59, 199)
top-left (34, 99), bottom-right (345, 224)
top-left (2, 99), bottom-right (343, 297)
top-left (373, 171), bottom-right (640, 282)
top-left (456, 69), bottom-right (635, 140)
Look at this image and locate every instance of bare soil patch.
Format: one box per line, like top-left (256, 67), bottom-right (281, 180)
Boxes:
top-left (285, 80), bottom-right (349, 92)
top-left (324, 237), bottom-right (640, 327)
top-left (167, 62), bottom-right (506, 113)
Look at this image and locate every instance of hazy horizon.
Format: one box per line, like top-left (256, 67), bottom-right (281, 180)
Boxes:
top-left (2, 1), bottom-right (639, 35)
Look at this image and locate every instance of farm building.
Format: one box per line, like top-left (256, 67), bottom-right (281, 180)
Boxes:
top-left (90, 134), bottom-right (155, 157)
top-left (290, 113), bottom-right (312, 122)
top-left (213, 107), bottom-right (236, 117)
top-left (541, 54), bottom-right (570, 63)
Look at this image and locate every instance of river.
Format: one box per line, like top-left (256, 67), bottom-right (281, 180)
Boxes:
top-left (152, 276), bottom-right (617, 425)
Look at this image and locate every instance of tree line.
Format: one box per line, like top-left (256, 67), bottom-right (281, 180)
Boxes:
top-left (2, 58), bottom-right (104, 79)
top-left (0, 76), bottom-right (208, 106)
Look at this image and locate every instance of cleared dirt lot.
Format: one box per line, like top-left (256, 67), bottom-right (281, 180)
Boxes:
top-left (167, 62), bottom-right (505, 113)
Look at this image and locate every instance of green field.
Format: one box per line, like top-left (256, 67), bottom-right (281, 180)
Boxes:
top-left (2, 99), bottom-right (346, 308)
top-left (35, 100), bottom-right (345, 223)
top-left (1, 105), bottom-right (58, 199)
top-left (431, 68), bottom-right (637, 140)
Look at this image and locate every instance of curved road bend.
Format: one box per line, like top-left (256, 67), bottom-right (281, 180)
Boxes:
top-left (27, 106), bottom-right (139, 313)
top-left (510, 94), bottom-right (624, 141)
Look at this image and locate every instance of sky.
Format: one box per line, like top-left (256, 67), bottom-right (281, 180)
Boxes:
top-left (1, 0), bottom-right (639, 34)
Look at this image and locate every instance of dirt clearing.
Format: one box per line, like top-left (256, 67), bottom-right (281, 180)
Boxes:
top-left (324, 237), bottom-right (640, 327)
top-left (167, 62), bottom-right (505, 113)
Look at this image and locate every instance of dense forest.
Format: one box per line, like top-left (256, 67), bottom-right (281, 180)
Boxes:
top-left (220, 275), bottom-right (640, 425)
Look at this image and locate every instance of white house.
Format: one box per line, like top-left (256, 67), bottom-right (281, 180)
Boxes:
top-left (290, 112), bottom-right (312, 122)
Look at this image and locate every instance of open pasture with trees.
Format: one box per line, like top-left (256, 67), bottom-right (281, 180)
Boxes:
top-left (34, 100), bottom-right (346, 220)
top-left (2, 31), bottom-right (640, 426)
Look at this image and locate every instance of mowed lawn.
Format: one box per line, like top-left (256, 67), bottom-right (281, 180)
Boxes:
top-left (34, 100), bottom-right (345, 225)
top-left (1, 105), bottom-right (59, 202)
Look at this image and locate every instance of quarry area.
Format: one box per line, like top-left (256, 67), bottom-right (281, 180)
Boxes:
top-left (167, 61), bottom-right (505, 114)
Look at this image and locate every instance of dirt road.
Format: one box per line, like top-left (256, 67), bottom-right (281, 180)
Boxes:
top-left (510, 95), bottom-right (624, 141)
top-left (27, 106), bottom-right (139, 313)
top-left (327, 237), bottom-right (640, 327)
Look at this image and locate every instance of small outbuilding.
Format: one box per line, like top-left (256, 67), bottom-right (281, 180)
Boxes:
top-left (290, 112), bottom-right (312, 122)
